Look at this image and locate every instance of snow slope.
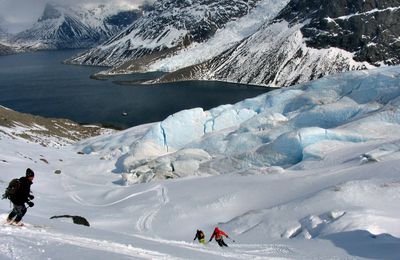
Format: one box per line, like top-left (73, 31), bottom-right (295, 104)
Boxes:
top-left (11, 3), bottom-right (140, 50)
top-left (1, 66), bottom-right (400, 259)
top-left (153, 0), bottom-right (400, 87)
top-left (123, 0), bottom-right (289, 74)
top-left (67, 0), bottom-right (265, 68)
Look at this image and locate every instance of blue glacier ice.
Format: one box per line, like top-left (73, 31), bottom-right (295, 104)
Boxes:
top-left (77, 66), bottom-right (400, 183)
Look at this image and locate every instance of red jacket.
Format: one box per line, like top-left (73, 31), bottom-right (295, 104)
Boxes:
top-left (209, 227), bottom-right (228, 240)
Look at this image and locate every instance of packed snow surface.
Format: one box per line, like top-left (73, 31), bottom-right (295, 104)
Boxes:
top-left (1, 66), bottom-right (400, 259)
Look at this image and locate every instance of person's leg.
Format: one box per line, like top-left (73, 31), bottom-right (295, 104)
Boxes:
top-left (7, 205), bottom-right (19, 221)
top-left (217, 239), bottom-right (224, 247)
top-left (13, 205), bottom-right (27, 223)
top-left (221, 239), bottom-right (228, 247)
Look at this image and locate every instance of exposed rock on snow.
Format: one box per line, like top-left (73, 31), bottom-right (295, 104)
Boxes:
top-left (50, 215), bottom-right (90, 226)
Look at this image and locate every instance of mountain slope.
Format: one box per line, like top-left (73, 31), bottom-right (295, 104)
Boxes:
top-left (66, 0), bottom-right (263, 67)
top-left (0, 43), bottom-right (16, 55)
top-left (103, 0), bottom-right (289, 75)
top-left (11, 3), bottom-right (141, 50)
top-left (0, 106), bottom-right (112, 147)
top-left (155, 0), bottom-right (400, 87)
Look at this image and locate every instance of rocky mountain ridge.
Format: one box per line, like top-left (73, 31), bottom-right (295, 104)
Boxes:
top-left (153, 0), bottom-right (400, 87)
top-left (66, 0), bottom-right (263, 67)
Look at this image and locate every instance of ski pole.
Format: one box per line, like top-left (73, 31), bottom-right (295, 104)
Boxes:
top-left (227, 237), bottom-right (235, 242)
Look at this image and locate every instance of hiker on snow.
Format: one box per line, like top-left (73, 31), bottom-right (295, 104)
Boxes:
top-left (209, 227), bottom-right (229, 247)
top-left (5, 168), bottom-right (35, 226)
top-left (193, 229), bottom-right (206, 244)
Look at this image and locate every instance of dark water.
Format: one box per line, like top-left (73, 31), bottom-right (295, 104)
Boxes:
top-left (0, 50), bottom-right (270, 129)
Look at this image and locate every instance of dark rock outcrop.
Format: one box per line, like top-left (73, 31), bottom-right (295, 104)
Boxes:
top-left (50, 215), bottom-right (90, 226)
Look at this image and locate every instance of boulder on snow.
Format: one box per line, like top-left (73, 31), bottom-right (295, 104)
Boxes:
top-left (50, 215), bottom-right (90, 226)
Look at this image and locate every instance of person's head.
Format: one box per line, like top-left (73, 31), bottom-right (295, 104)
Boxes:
top-left (26, 168), bottom-right (35, 179)
top-left (215, 227), bottom-right (219, 231)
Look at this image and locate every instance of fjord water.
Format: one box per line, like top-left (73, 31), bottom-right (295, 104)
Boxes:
top-left (0, 50), bottom-right (269, 129)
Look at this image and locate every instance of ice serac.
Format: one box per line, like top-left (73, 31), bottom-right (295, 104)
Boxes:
top-left (77, 66), bottom-right (400, 183)
top-left (11, 3), bottom-right (141, 50)
top-left (157, 0), bottom-right (400, 87)
top-left (66, 0), bottom-right (263, 68)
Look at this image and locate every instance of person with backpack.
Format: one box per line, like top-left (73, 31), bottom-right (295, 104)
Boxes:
top-left (209, 227), bottom-right (229, 247)
top-left (193, 229), bottom-right (206, 244)
top-left (4, 168), bottom-right (35, 226)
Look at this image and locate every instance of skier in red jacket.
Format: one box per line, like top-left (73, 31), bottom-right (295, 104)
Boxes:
top-left (209, 227), bottom-right (229, 247)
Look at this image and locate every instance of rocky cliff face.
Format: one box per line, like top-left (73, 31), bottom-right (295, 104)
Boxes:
top-left (66, 0), bottom-right (262, 67)
top-left (155, 0), bottom-right (400, 87)
top-left (11, 3), bottom-right (140, 50)
top-left (297, 0), bottom-right (400, 66)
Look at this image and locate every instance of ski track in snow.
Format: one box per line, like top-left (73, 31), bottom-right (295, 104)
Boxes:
top-left (136, 186), bottom-right (169, 233)
top-left (0, 223), bottom-right (296, 260)
top-left (43, 180), bottom-right (296, 258)
top-left (133, 234), bottom-right (296, 260)
top-left (61, 173), bottom-right (167, 207)
top-left (0, 224), bottom-right (173, 260)
top-left (61, 173), bottom-right (170, 234)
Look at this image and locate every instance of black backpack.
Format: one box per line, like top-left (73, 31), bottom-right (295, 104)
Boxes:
top-left (2, 178), bottom-right (20, 200)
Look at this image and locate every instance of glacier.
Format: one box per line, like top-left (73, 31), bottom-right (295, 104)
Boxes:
top-left (77, 65), bottom-right (400, 184)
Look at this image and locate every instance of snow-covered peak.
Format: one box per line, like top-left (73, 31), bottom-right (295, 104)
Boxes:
top-left (66, 0), bottom-right (264, 67)
top-left (38, 3), bottom-right (63, 21)
top-left (11, 3), bottom-right (141, 50)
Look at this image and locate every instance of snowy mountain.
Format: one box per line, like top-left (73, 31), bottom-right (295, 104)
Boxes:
top-left (154, 0), bottom-right (400, 87)
top-left (66, 0), bottom-right (263, 67)
top-left (0, 19), bottom-right (18, 55)
top-left (11, 3), bottom-right (141, 50)
top-left (1, 66), bottom-right (400, 259)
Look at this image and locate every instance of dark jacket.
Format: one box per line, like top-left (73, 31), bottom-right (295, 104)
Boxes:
top-left (194, 230), bottom-right (205, 241)
top-left (10, 177), bottom-right (33, 205)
